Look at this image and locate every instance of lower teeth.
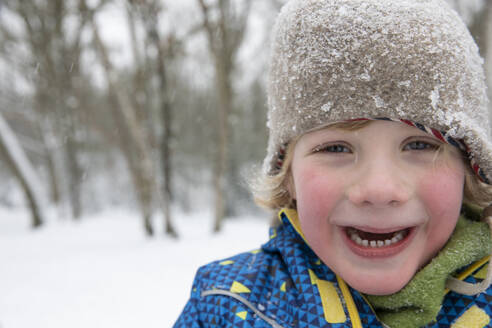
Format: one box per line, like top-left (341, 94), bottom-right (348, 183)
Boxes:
top-left (348, 228), bottom-right (407, 248)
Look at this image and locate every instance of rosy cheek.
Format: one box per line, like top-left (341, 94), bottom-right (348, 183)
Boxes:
top-left (295, 167), bottom-right (341, 224)
top-left (419, 167), bottom-right (464, 218)
top-left (418, 167), bottom-right (464, 260)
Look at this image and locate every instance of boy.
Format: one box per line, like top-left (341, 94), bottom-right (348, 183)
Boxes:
top-left (174, 0), bottom-right (492, 327)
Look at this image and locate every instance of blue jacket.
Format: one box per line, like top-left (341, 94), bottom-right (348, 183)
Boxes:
top-left (174, 209), bottom-right (492, 327)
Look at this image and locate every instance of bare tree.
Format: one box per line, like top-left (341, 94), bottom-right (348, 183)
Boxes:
top-left (125, 0), bottom-right (179, 237)
top-left (197, 0), bottom-right (252, 232)
top-left (0, 112), bottom-right (46, 227)
top-left (140, 3), bottom-right (179, 237)
top-left (0, 0), bottom-right (91, 219)
top-left (0, 0), bottom-right (280, 231)
top-left (85, 0), bottom-right (165, 236)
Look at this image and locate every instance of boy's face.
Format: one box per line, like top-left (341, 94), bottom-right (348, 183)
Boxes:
top-left (289, 120), bottom-right (465, 295)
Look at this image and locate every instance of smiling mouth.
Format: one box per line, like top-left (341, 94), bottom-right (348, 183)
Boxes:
top-left (345, 227), bottom-right (411, 248)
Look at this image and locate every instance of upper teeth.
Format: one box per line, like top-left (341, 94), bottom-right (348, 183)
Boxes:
top-left (348, 229), bottom-right (406, 248)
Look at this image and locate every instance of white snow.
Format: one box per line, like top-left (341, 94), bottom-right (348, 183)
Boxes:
top-left (429, 85), bottom-right (441, 110)
top-left (0, 207), bottom-right (270, 328)
top-left (321, 102), bottom-right (333, 113)
top-left (372, 95), bottom-right (385, 108)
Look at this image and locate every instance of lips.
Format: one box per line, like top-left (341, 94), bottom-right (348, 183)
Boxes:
top-left (342, 226), bottom-right (416, 258)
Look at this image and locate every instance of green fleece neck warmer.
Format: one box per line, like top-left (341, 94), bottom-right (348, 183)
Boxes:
top-left (365, 213), bottom-right (491, 328)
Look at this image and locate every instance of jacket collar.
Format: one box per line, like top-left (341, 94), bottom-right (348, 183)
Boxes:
top-left (262, 208), bottom-right (370, 327)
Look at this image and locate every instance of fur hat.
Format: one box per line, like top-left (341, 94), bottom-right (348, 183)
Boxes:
top-left (264, 0), bottom-right (491, 182)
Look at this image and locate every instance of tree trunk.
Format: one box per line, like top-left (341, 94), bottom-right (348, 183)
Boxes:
top-left (89, 8), bottom-right (157, 236)
top-left (37, 115), bottom-right (62, 207)
top-left (0, 113), bottom-right (46, 227)
top-left (213, 63), bottom-right (232, 232)
top-left (158, 58), bottom-right (178, 238)
top-left (135, 0), bottom-right (179, 238)
top-left (66, 132), bottom-right (83, 219)
top-left (161, 102), bottom-right (177, 237)
top-left (197, 0), bottom-right (251, 232)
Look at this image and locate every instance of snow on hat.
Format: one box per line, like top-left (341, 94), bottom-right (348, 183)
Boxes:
top-left (264, 0), bottom-right (492, 183)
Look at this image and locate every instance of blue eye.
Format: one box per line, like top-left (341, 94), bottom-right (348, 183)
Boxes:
top-left (314, 144), bottom-right (351, 153)
top-left (403, 141), bottom-right (439, 151)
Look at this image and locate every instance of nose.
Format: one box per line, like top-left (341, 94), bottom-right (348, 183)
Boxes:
top-left (347, 157), bottom-right (411, 208)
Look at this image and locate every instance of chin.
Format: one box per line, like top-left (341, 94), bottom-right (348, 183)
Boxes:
top-left (356, 284), bottom-right (405, 296)
top-left (344, 272), bottom-right (413, 296)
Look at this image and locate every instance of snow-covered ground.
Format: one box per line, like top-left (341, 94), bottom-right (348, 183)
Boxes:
top-left (0, 207), bottom-right (270, 328)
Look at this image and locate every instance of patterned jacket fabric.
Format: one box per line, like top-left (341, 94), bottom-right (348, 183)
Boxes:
top-left (174, 210), bottom-right (492, 328)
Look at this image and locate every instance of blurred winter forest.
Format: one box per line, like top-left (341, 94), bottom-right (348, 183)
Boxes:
top-left (0, 0), bottom-right (491, 237)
